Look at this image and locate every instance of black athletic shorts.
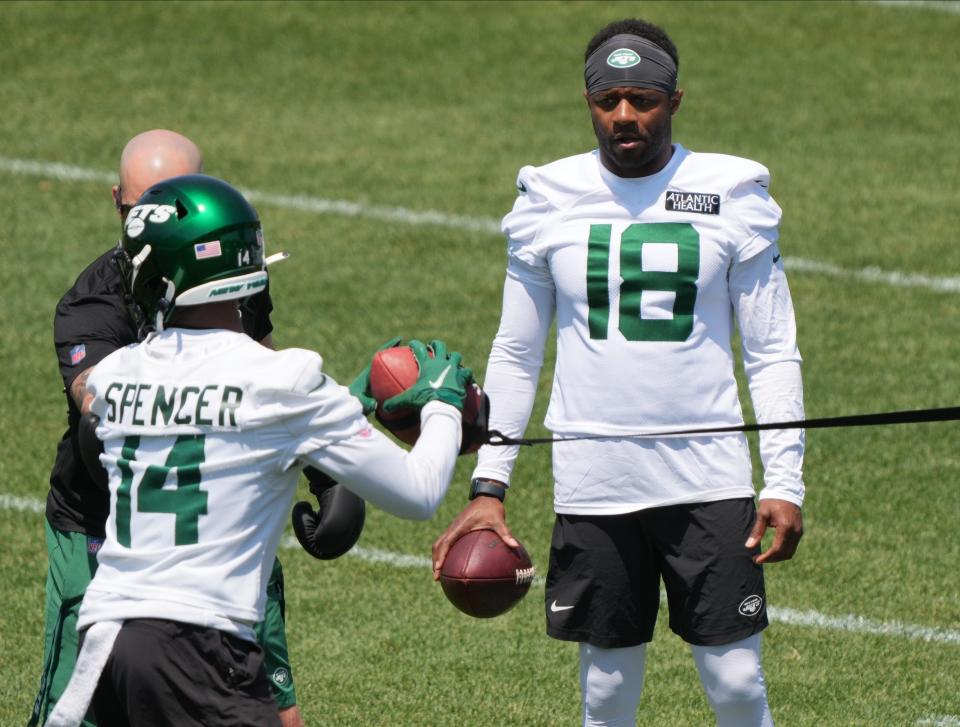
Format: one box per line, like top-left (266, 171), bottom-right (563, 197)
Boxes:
top-left (89, 619), bottom-right (280, 727)
top-left (545, 497), bottom-right (768, 648)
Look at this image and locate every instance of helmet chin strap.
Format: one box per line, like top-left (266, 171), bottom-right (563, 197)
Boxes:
top-left (129, 244), bottom-right (152, 285)
top-left (126, 244), bottom-right (167, 331)
top-left (155, 279), bottom-right (176, 332)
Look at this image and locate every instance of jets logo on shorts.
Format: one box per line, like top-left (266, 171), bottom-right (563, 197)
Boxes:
top-left (607, 48), bottom-right (641, 68)
top-left (738, 595), bottom-right (764, 617)
top-left (272, 668), bottom-right (290, 685)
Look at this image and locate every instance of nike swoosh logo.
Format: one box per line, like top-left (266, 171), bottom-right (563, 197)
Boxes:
top-left (550, 600), bottom-right (574, 613)
top-left (428, 364), bottom-right (453, 390)
top-left (773, 254), bottom-right (782, 263)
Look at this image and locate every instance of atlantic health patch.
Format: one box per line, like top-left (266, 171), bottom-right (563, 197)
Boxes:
top-left (665, 191), bottom-right (721, 215)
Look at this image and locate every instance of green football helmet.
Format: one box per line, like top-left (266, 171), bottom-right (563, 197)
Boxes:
top-left (120, 174), bottom-right (277, 330)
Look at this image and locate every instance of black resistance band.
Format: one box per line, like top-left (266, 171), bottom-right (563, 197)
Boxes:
top-left (484, 406), bottom-right (960, 447)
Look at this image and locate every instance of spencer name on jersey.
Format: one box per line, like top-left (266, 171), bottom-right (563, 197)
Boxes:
top-left (80, 328), bottom-right (371, 634)
top-left (100, 381), bottom-right (243, 429)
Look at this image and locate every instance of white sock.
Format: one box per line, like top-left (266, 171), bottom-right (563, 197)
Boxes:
top-left (690, 633), bottom-right (773, 727)
top-left (579, 642), bottom-right (646, 727)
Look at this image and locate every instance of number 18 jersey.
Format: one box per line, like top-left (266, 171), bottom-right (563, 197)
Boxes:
top-left (507, 144), bottom-right (785, 436)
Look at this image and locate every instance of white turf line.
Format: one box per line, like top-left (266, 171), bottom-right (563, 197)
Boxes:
top-left (4, 493), bottom-right (958, 646)
top-left (3, 155), bottom-right (960, 294)
top-left (866, 0), bottom-right (960, 14)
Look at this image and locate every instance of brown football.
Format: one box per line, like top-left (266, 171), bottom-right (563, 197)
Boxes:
top-left (439, 529), bottom-right (535, 618)
top-left (369, 346), bottom-right (488, 454)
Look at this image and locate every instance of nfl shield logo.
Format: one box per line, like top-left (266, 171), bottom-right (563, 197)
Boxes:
top-left (69, 344), bottom-right (86, 365)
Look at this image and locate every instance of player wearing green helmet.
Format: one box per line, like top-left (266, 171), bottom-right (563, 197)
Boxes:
top-left (46, 174), bottom-right (474, 726)
top-left (119, 174), bottom-right (280, 331)
top-left (33, 140), bottom-right (310, 727)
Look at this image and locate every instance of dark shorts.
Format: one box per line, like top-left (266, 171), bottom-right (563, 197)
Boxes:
top-left (90, 619), bottom-right (280, 727)
top-left (545, 497), bottom-right (768, 648)
top-left (30, 533), bottom-right (295, 726)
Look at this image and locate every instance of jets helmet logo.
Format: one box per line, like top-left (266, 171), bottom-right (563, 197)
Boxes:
top-left (124, 204), bottom-right (177, 238)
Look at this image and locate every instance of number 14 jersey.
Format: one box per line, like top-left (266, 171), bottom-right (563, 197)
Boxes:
top-left (80, 329), bottom-right (369, 639)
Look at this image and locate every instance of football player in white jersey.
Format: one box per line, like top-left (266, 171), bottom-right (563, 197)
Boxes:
top-left (433, 17), bottom-right (804, 727)
top-left (46, 175), bottom-right (473, 727)
top-left (32, 130), bottom-right (311, 727)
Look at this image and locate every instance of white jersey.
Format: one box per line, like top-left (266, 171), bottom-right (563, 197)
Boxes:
top-left (80, 328), bottom-right (462, 638)
top-left (473, 145), bottom-right (805, 514)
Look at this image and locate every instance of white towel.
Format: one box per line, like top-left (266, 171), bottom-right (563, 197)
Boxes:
top-left (45, 620), bottom-right (123, 727)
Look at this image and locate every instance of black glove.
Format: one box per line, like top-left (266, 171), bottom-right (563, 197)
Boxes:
top-left (291, 466), bottom-right (366, 560)
top-left (78, 412), bottom-right (108, 490)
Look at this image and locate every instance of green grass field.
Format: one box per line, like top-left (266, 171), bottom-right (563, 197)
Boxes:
top-left (2, 1), bottom-right (959, 724)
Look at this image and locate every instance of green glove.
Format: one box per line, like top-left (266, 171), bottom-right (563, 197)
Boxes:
top-left (382, 339), bottom-right (473, 413)
top-left (348, 336), bottom-right (403, 415)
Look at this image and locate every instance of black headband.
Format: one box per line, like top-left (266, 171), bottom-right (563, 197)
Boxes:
top-left (584, 34), bottom-right (678, 95)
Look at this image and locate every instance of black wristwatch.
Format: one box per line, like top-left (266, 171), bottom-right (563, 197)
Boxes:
top-left (469, 478), bottom-right (507, 502)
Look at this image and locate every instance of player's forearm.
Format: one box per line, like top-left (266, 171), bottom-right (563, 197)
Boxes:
top-left (305, 402), bottom-right (461, 520)
top-left (70, 367), bottom-right (95, 415)
top-left (472, 356), bottom-right (539, 484)
top-left (731, 246), bottom-right (805, 504)
top-left (748, 359), bottom-right (805, 506)
top-left (472, 268), bottom-right (552, 484)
